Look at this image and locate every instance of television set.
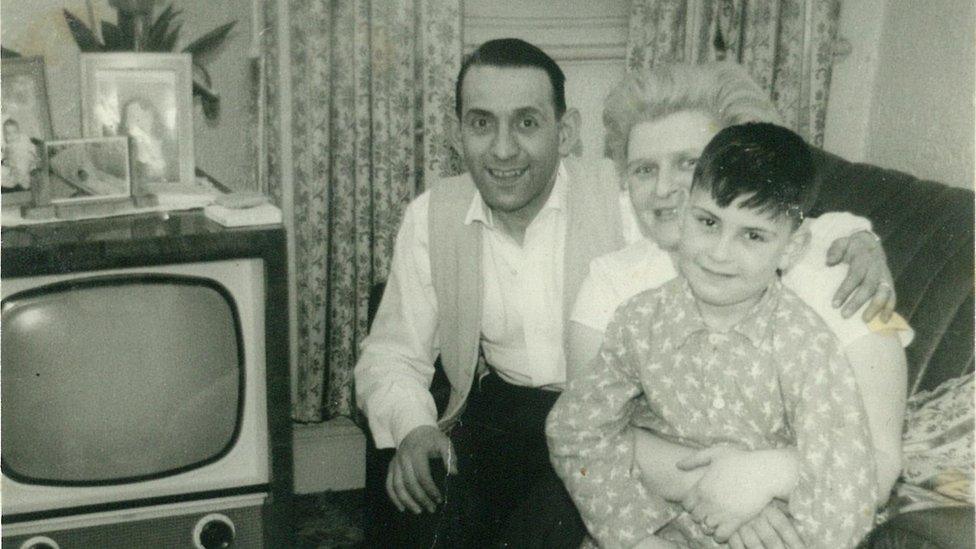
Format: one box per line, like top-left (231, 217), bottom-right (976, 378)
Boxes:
top-left (0, 212), bottom-right (292, 548)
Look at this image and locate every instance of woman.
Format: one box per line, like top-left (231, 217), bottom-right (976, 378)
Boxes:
top-left (119, 97), bottom-right (171, 183)
top-left (568, 63), bottom-right (911, 547)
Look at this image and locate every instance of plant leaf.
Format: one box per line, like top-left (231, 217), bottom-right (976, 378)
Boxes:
top-left (183, 21), bottom-right (236, 57)
top-left (160, 22), bottom-right (182, 51)
top-left (144, 5), bottom-right (179, 50)
top-left (195, 167), bottom-right (232, 193)
top-left (118, 11), bottom-right (136, 42)
top-left (101, 21), bottom-right (133, 50)
top-left (63, 9), bottom-right (105, 52)
top-left (192, 79), bottom-right (217, 101)
top-left (193, 79), bottom-right (221, 120)
top-left (1, 47), bottom-right (22, 58)
top-left (193, 61), bottom-right (213, 89)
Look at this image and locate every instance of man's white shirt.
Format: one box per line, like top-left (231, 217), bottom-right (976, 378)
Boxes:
top-left (355, 163), bottom-right (570, 449)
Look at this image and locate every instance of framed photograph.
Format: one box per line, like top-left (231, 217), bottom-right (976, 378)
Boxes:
top-left (80, 53), bottom-right (194, 192)
top-left (1, 56), bottom-right (54, 206)
top-left (42, 137), bottom-right (131, 204)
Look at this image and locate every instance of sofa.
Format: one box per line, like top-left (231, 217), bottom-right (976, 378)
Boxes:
top-left (810, 150), bottom-right (974, 548)
top-left (359, 150), bottom-right (975, 547)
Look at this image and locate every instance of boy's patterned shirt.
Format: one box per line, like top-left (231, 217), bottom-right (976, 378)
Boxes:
top-left (547, 277), bottom-right (877, 548)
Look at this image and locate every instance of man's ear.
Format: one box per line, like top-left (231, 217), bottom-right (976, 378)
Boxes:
top-left (778, 220), bottom-right (812, 273)
top-left (557, 108), bottom-right (582, 157)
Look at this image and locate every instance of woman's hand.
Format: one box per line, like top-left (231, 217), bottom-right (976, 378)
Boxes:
top-left (632, 535), bottom-right (681, 549)
top-left (728, 505), bottom-right (806, 549)
top-left (677, 446), bottom-right (799, 542)
top-left (825, 230), bottom-right (896, 321)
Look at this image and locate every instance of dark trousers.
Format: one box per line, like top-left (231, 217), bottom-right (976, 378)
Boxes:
top-left (363, 371), bottom-right (587, 548)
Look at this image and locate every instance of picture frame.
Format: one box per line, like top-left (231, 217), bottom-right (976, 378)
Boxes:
top-left (79, 53), bottom-right (194, 193)
top-left (1, 56), bottom-right (54, 207)
top-left (40, 137), bottom-right (132, 205)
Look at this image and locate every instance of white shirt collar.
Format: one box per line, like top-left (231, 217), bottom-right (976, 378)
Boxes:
top-left (464, 161), bottom-right (568, 228)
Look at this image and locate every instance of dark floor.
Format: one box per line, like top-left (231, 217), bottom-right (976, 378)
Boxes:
top-left (293, 489), bottom-right (365, 548)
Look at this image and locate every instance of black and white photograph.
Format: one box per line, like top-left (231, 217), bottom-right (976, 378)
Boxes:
top-left (0, 1), bottom-right (972, 548)
top-left (80, 52), bottom-right (194, 190)
top-left (43, 136), bottom-right (131, 203)
top-left (1, 56), bottom-right (53, 205)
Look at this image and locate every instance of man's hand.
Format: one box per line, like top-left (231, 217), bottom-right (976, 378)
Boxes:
top-left (728, 505), bottom-right (805, 549)
top-left (677, 447), bottom-right (779, 541)
top-left (386, 425), bottom-right (456, 514)
top-left (825, 230), bottom-right (896, 321)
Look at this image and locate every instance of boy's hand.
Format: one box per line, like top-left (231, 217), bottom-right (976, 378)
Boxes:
top-left (825, 230), bottom-right (896, 321)
top-left (677, 447), bottom-right (797, 542)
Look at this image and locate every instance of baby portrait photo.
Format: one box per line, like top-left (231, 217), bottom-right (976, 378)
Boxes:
top-left (80, 53), bottom-right (195, 190)
top-left (1, 56), bottom-right (53, 203)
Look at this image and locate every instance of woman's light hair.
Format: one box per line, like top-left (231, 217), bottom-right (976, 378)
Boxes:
top-left (603, 62), bottom-right (782, 173)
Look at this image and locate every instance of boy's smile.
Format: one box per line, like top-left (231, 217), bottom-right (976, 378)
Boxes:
top-left (677, 188), bottom-right (807, 325)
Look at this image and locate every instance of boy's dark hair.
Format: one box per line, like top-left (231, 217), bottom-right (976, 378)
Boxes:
top-left (692, 122), bottom-right (816, 228)
top-left (455, 38), bottom-right (566, 120)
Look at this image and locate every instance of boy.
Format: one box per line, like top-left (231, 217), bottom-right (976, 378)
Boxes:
top-left (547, 123), bottom-right (877, 548)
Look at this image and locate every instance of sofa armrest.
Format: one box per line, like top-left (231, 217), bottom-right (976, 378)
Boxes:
top-left (862, 507), bottom-right (975, 548)
top-left (809, 148), bottom-right (975, 394)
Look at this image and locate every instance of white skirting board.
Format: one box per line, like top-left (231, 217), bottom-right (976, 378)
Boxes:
top-left (292, 417), bottom-right (366, 494)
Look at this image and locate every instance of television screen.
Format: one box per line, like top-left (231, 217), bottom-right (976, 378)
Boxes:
top-left (1, 275), bottom-right (243, 486)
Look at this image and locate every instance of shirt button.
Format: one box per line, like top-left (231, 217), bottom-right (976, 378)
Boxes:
top-left (707, 334), bottom-right (721, 345)
top-left (713, 396), bottom-right (725, 410)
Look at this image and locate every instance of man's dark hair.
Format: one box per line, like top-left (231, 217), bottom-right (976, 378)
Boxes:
top-left (455, 38), bottom-right (566, 120)
top-left (692, 122), bottom-right (816, 228)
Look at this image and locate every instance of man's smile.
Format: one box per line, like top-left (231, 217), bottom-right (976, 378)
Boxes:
top-left (487, 167), bottom-right (528, 180)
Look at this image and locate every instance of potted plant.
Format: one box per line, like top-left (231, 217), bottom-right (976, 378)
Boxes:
top-left (64, 0), bottom-right (236, 120)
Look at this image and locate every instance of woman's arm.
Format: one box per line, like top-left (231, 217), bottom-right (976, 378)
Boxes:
top-left (567, 321), bottom-right (607, 383)
top-left (826, 230), bottom-right (896, 320)
top-left (671, 335), bottom-right (906, 518)
top-left (787, 214), bottom-right (909, 504)
top-left (843, 331), bottom-right (907, 504)
top-left (805, 212), bottom-right (896, 321)
top-left (632, 428), bottom-right (706, 501)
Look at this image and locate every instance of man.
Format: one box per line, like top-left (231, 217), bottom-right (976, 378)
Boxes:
top-left (355, 38), bottom-right (614, 547)
top-left (354, 38), bottom-right (891, 547)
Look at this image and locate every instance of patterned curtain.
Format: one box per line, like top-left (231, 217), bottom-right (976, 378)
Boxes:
top-left (263, 0), bottom-right (463, 422)
top-left (627, 0), bottom-right (841, 146)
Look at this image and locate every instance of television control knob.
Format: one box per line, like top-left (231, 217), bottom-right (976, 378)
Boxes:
top-left (19, 536), bottom-right (59, 549)
top-left (193, 513), bottom-right (236, 549)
